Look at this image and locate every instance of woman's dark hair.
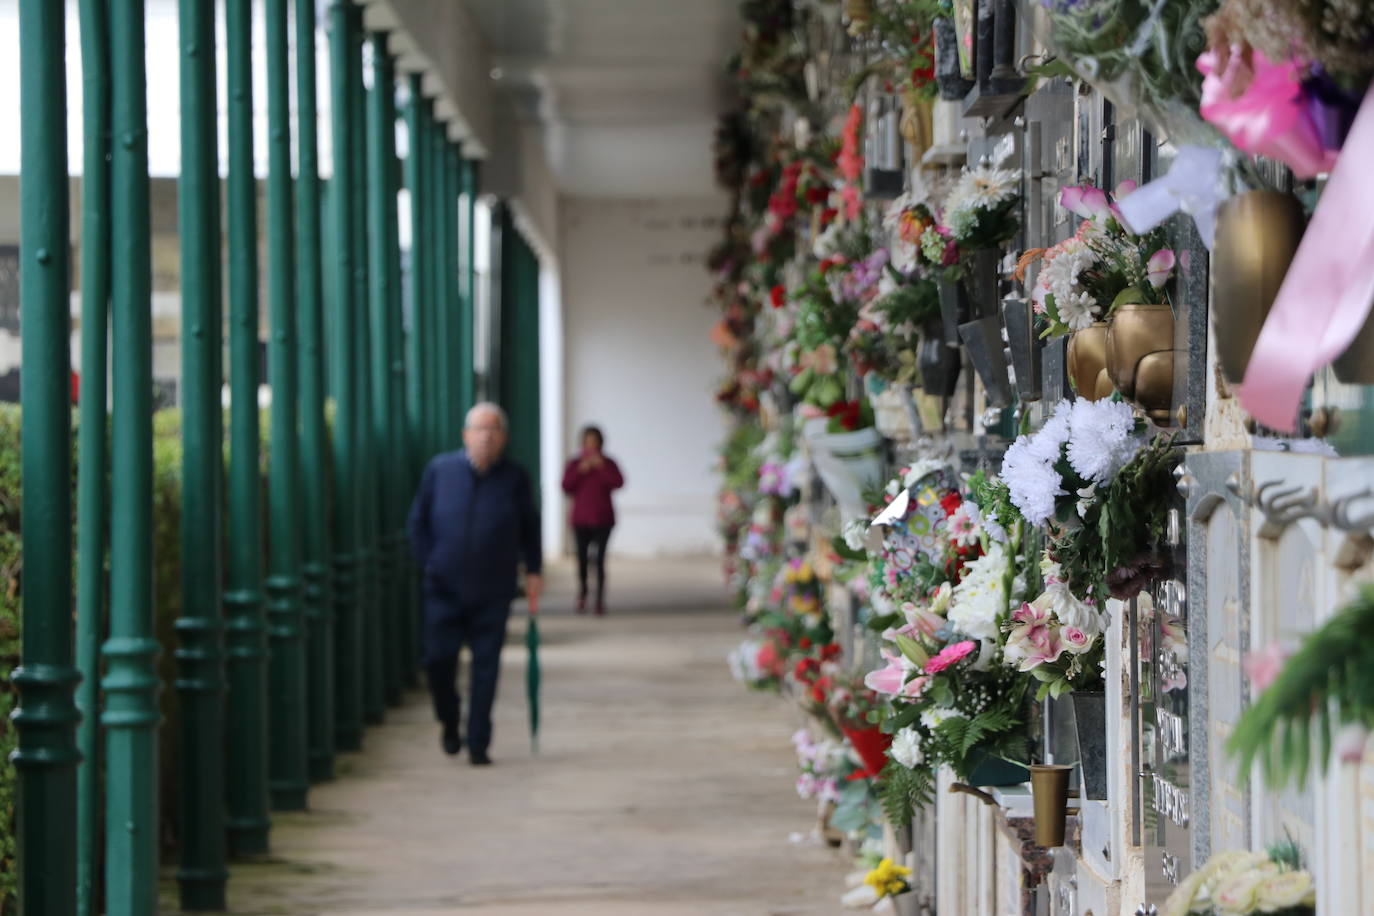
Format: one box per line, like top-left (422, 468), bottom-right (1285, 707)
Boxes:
top-left (580, 425), bottom-right (604, 448)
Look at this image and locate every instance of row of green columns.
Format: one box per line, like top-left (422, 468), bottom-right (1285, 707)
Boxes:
top-left (176, 0), bottom-right (228, 906)
top-left (14, 0), bottom-right (80, 912)
top-left (299, 0), bottom-right (336, 786)
top-left (14, 0), bottom-right (460, 907)
top-left (75, 0), bottom-right (111, 911)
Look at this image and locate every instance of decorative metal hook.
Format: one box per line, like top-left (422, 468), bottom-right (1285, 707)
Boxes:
top-left (1253, 479), bottom-right (1325, 529)
top-left (1331, 488), bottom-right (1374, 533)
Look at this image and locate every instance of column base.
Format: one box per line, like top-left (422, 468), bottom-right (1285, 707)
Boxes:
top-left (177, 868), bottom-right (229, 912)
top-left (270, 783), bottom-right (309, 812)
top-left (226, 818), bottom-right (272, 858)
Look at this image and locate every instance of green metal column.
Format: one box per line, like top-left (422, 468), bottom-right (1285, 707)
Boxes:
top-left (443, 142), bottom-right (462, 446)
top-left (430, 117), bottom-right (451, 454)
top-left (265, 0), bottom-right (309, 811)
top-left (225, 0), bottom-right (272, 856)
top-left (176, 0), bottom-right (228, 906)
top-left (75, 0), bottom-right (110, 912)
top-left (498, 206), bottom-right (543, 495)
top-left (404, 80), bottom-right (428, 477)
top-left (384, 97), bottom-right (415, 691)
top-left (327, 0), bottom-right (363, 752)
top-left (366, 35), bottom-right (402, 706)
top-left (402, 82), bottom-right (428, 683)
top-left (14, 1), bottom-right (79, 913)
top-left (350, 11), bottom-right (383, 728)
top-left (297, 0), bottom-right (335, 783)
top-left (105, 0), bottom-right (161, 909)
top-left (457, 156), bottom-right (477, 417)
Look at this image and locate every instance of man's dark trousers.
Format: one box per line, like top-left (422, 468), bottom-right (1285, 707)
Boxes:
top-left (424, 593), bottom-right (510, 756)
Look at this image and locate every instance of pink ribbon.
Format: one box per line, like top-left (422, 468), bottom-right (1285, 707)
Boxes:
top-left (1198, 48), bottom-right (1338, 180)
top-left (1236, 85), bottom-right (1374, 432)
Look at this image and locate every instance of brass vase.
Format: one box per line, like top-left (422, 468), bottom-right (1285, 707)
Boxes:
top-left (1030, 764), bottom-right (1074, 848)
top-left (1333, 312), bottom-right (1374, 384)
top-left (1211, 190), bottom-right (1305, 384)
top-left (1106, 303), bottom-right (1178, 421)
top-left (1066, 322), bottom-right (1110, 401)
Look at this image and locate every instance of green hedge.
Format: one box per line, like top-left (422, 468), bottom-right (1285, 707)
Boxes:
top-left (0, 405), bottom-right (23, 910)
top-left (0, 404), bottom-right (187, 911)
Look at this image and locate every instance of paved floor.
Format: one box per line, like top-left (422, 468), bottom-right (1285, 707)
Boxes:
top-left (182, 558), bottom-right (851, 915)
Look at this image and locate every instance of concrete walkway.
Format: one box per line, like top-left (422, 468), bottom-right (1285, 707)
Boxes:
top-left (187, 558), bottom-right (851, 915)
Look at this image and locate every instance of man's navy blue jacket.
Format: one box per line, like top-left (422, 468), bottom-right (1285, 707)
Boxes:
top-left (406, 450), bottom-right (543, 608)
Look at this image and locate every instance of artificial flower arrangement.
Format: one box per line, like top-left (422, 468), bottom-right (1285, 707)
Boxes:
top-left (941, 162), bottom-right (1024, 254)
top-left (1004, 553), bottom-right (1109, 700)
top-left (999, 397), bottom-right (1180, 602)
top-left (791, 726), bottom-right (849, 807)
top-left (1018, 181), bottom-right (1176, 340)
top-left (844, 269), bottom-right (942, 387)
top-left (1162, 842), bottom-right (1316, 916)
top-left (785, 263), bottom-right (863, 410)
top-left (1228, 584), bottom-right (1374, 791)
top-left (727, 631), bottom-right (787, 691)
top-left (859, 462), bottom-right (1035, 822)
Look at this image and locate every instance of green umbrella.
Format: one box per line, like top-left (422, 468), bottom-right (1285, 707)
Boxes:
top-left (525, 594), bottom-right (541, 753)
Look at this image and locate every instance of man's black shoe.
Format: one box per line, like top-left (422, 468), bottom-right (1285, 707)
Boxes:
top-left (441, 725), bottom-right (462, 756)
top-left (469, 750), bottom-right (492, 766)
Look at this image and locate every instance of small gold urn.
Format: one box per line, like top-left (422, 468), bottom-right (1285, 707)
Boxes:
top-left (1066, 322), bottom-right (1113, 401)
top-left (1107, 303), bottom-right (1178, 422)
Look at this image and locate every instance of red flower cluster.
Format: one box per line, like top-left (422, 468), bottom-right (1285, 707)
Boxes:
top-left (910, 33), bottom-right (936, 90)
top-left (826, 399), bottom-right (863, 431)
top-left (770, 284), bottom-right (786, 308)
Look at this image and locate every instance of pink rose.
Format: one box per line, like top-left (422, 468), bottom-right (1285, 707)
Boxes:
top-left (1062, 626), bottom-right (1094, 655)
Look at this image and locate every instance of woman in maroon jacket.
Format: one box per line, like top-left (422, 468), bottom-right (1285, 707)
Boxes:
top-left (562, 425), bottom-right (625, 614)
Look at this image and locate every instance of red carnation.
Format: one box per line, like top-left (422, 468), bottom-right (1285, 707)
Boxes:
top-left (770, 285), bottom-right (786, 309)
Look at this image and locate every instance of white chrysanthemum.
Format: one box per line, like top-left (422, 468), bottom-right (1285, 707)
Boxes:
top-left (1027, 400), bottom-right (1073, 462)
top-left (890, 727), bottom-right (925, 769)
top-left (920, 707), bottom-right (964, 730)
top-left (1056, 290), bottom-right (1100, 331)
top-left (1000, 438), bottom-right (1064, 527)
top-left (948, 165), bottom-right (1022, 212)
top-left (948, 544), bottom-right (1010, 640)
top-left (1066, 397), bottom-right (1142, 483)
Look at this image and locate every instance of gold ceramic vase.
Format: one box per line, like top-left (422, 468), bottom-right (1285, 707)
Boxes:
top-left (1066, 322), bottom-right (1110, 401)
top-left (1333, 313), bottom-right (1374, 384)
top-left (1211, 190), bottom-right (1305, 384)
top-left (1030, 764), bottom-right (1074, 848)
top-left (1107, 303), bottom-right (1177, 420)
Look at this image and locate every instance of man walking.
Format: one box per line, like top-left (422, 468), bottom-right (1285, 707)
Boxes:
top-left (407, 402), bottom-right (542, 765)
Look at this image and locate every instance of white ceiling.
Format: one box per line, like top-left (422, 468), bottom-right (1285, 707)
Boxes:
top-left (463, 0), bottom-right (741, 198)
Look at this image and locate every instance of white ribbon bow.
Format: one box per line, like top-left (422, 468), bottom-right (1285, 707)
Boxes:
top-left (1116, 145), bottom-right (1224, 250)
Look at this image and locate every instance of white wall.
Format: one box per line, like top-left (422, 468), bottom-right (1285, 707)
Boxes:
top-left (559, 195), bottom-right (728, 558)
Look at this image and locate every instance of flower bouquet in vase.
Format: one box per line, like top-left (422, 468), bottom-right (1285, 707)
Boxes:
top-left (1018, 182), bottom-right (1177, 418)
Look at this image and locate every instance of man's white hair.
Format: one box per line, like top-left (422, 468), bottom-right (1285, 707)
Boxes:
top-left (465, 401), bottom-right (509, 431)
